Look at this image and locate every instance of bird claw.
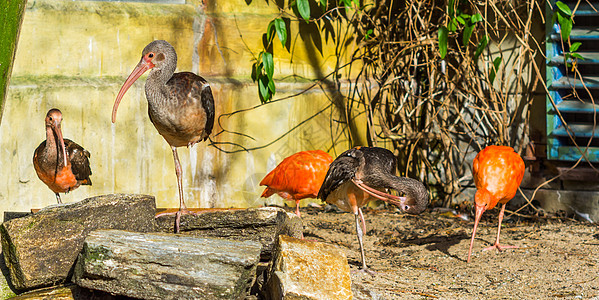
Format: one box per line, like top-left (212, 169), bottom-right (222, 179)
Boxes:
top-left (482, 243), bottom-right (518, 252)
top-left (351, 267), bottom-right (377, 277)
top-left (154, 208), bottom-right (199, 218)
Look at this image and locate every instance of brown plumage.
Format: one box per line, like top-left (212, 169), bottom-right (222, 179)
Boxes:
top-left (33, 109), bottom-right (92, 203)
top-left (318, 146), bottom-right (428, 270)
top-left (112, 40), bottom-right (215, 233)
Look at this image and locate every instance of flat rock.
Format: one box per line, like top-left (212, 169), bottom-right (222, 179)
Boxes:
top-left (8, 284), bottom-right (123, 300)
top-left (73, 229), bottom-right (263, 300)
top-left (264, 235), bottom-right (353, 300)
top-left (156, 207), bottom-right (303, 261)
top-left (0, 250), bottom-right (17, 298)
top-left (1, 194), bottom-right (156, 291)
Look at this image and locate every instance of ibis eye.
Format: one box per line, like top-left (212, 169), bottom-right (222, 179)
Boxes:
top-left (404, 205), bottom-right (409, 211)
top-left (148, 53), bottom-right (154, 58)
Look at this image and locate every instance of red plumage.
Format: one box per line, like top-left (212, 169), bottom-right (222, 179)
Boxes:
top-left (260, 150), bottom-right (333, 217)
top-left (467, 145), bottom-right (525, 263)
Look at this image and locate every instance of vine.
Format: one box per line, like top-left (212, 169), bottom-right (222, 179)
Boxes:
top-left (239, 0), bottom-right (587, 209)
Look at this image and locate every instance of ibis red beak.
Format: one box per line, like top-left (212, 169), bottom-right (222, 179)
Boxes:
top-left (467, 204), bottom-right (486, 263)
top-left (50, 121), bottom-right (68, 167)
top-left (112, 57), bottom-right (155, 123)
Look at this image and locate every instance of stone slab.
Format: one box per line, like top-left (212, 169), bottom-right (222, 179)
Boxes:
top-left (156, 207), bottom-right (303, 261)
top-left (8, 284), bottom-right (121, 300)
top-left (73, 229), bottom-right (262, 300)
top-left (1, 194), bottom-right (156, 291)
top-left (264, 235), bottom-right (353, 300)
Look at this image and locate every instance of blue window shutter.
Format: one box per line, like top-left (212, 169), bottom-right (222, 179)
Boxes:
top-left (546, 1), bottom-right (599, 161)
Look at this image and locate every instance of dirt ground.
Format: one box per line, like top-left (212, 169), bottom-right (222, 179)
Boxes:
top-left (296, 204), bottom-right (599, 299)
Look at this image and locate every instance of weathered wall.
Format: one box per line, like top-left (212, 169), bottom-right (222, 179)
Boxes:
top-left (0, 0), bottom-right (361, 221)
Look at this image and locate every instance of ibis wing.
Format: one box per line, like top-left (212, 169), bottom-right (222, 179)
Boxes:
top-left (65, 139), bottom-right (92, 184)
top-left (317, 148), bottom-right (360, 201)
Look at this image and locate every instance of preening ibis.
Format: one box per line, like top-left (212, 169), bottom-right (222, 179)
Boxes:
top-left (467, 145), bottom-right (525, 263)
top-left (260, 150), bottom-right (333, 217)
top-left (112, 40), bottom-right (215, 233)
top-left (33, 109), bottom-right (92, 204)
top-left (318, 146), bottom-right (428, 270)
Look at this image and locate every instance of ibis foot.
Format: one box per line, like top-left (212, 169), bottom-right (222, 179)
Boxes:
top-left (483, 243), bottom-right (518, 252)
top-left (351, 267), bottom-right (377, 277)
top-left (155, 209), bottom-right (199, 233)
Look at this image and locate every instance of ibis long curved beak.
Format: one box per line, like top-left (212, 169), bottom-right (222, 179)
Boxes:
top-left (51, 121), bottom-right (68, 167)
top-left (467, 203), bottom-right (486, 263)
top-left (112, 58), bottom-right (154, 123)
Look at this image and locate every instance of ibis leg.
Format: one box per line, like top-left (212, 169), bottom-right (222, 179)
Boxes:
top-left (172, 147), bottom-right (186, 233)
top-left (55, 193), bottom-right (62, 204)
top-left (355, 210), bottom-right (368, 270)
top-left (483, 203), bottom-right (518, 252)
top-left (294, 200), bottom-right (301, 217)
top-left (358, 207), bottom-right (366, 236)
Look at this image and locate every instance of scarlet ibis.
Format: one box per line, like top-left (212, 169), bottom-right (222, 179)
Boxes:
top-left (318, 146), bottom-right (428, 270)
top-left (467, 145), bottom-right (525, 263)
top-left (33, 109), bottom-right (92, 203)
top-left (260, 150), bottom-right (333, 217)
top-left (112, 40), bottom-right (215, 233)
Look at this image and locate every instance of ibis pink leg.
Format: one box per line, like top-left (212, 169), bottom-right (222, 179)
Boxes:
top-left (155, 146), bottom-right (198, 233)
top-left (483, 203), bottom-right (518, 252)
top-left (294, 200), bottom-right (301, 217)
top-left (355, 211), bottom-right (367, 270)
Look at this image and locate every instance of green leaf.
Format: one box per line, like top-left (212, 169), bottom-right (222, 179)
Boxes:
top-left (297, 0), bottom-right (310, 22)
top-left (471, 13), bottom-right (483, 23)
top-left (557, 13), bottom-right (573, 40)
top-left (266, 20), bottom-right (275, 44)
top-left (463, 25), bottom-right (474, 47)
top-left (489, 57), bottom-right (502, 84)
top-left (268, 77), bottom-right (276, 93)
top-left (438, 26), bottom-right (448, 59)
top-left (570, 42), bottom-right (582, 52)
top-left (455, 15), bottom-right (466, 25)
top-left (262, 51), bottom-right (274, 80)
top-left (274, 18), bottom-right (287, 47)
top-left (365, 28), bottom-right (373, 40)
top-left (448, 18), bottom-right (458, 32)
top-left (474, 35), bottom-right (488, 60)
top-left (555, 1), bottom-right (572, 16)
top-left (448, 0), bottom-right (455, 18)
top-left (571, 53), bottom-right (584, 59)
top-left (259, 76), bottom-right (271, 102)
top-left (320, 0), bottom-right (326, 7)
top-left (251, 62), bottom-right (262, 82)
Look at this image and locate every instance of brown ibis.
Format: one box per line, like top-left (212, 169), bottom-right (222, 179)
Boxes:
top-left (33, 109), bottom-right (92, 204)
top-left (318, 146), bottom-right (428, 270)
top-left (112, 40), bottom-right (215, 233)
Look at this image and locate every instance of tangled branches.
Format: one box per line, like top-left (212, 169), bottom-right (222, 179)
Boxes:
top-left (341, 0), bottom-right (543, 205)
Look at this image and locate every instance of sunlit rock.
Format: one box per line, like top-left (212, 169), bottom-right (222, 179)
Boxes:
top-left (156, 207), bottom-right (303, 261)
top-left (0, 194), bottom-right (156, 291)
top-left (8, 284), bottom-right (117, 300)
top-left (73, 229), bottom-right (262, 300)
top-left (264, 235), bottom-right (353, 300)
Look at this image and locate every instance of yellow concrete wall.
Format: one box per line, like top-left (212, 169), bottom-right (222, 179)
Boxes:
top-left (0, 0), bottom-right (362, 220)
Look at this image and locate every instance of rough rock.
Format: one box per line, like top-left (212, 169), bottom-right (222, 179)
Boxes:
top-left (156, 207), bottom-right (303, 260)
top-left (73, 229), bottom-right (262, 300)
top-left (8, 284), bottom-right (121, 300)
top-left (264, 235), bottom-right (353, 300)
top-left (1, 194), bottom-right (156, 291)
top-left (1, 249), bottom-right (17, 299)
